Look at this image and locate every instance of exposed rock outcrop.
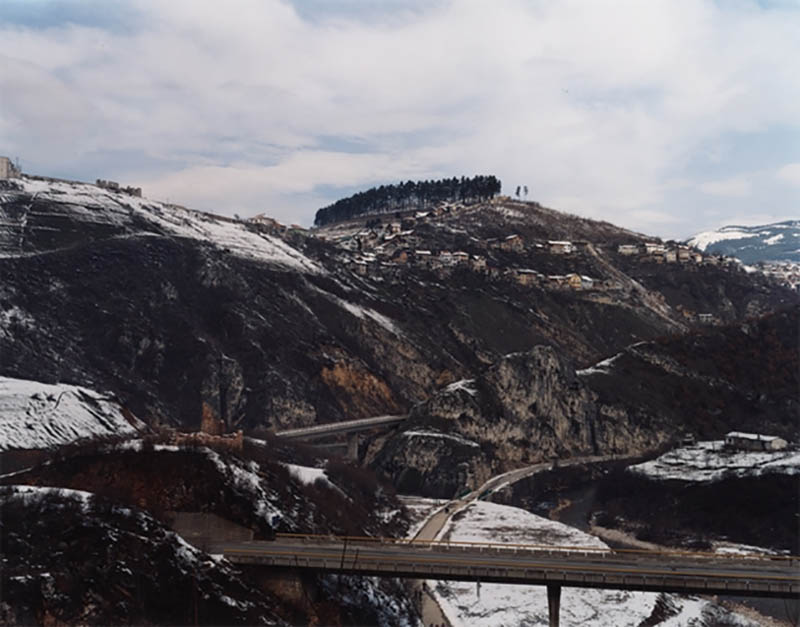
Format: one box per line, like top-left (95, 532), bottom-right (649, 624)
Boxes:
top-left (369, 346), bottom-right (667, 497)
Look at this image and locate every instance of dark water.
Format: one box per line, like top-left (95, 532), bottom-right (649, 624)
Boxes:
top-left (550, 483), bottom-right (800, 625)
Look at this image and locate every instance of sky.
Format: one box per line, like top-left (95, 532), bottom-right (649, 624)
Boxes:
top-left (0, 0), bottom-right (798, 239)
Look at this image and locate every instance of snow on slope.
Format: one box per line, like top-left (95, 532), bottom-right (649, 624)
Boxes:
top-left (686, 220), bottom-right (800, 263)
top-left (0, 177), bottom-right (322, 273)
top-left (0, 376), bottom-right (143, 451)
top-left (629, 440), bottom-right (800, 482)
top-left (430, 501), bottom-right (758, 627)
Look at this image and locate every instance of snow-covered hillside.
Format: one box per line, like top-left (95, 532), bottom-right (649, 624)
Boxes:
top-left (686, 220), bottom-right (800, 263)
top-left (0, 177), bottom-right (322, 273)
top-left (430, 501), bottom-right (759, 627)
top-left (0, 376), bottom-right (143, 451)
top-left (629, 440), bottom-right (800, 482)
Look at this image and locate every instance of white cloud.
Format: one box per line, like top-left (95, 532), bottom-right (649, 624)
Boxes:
top-left (698, 177), bottom-right (751, 197)
top-left (775, 163), bottom-right (800, 187)
top-left (0, 0), bottom-right (798, 238)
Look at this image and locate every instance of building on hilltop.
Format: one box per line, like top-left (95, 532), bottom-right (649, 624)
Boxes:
top-left (724, 431), bottom-right (787, 452)
top-left (548, 240), bottom-right (573, 254)
top-left (0, 156), bottom-right (21, 179)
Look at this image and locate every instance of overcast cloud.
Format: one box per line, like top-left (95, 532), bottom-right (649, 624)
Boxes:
top-left (0, 0), bottom-right (797, 238)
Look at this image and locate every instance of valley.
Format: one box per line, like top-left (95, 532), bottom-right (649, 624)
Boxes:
top-left (1, 174), bottom-right (798, 626)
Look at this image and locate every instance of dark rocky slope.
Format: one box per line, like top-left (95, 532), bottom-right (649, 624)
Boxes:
top-left (1, 439), bottom-right (417, 626)
top-left (2, 178), bottom-right (795, 439)
top-left (368, 306), bottom-right (799, 498)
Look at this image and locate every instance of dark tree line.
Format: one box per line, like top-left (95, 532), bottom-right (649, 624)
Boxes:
top-left (313, 175), bottom-right (502, 226)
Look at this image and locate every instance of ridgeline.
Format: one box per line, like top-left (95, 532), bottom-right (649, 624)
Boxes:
top-left (313, 175), bottom-right (501, 226)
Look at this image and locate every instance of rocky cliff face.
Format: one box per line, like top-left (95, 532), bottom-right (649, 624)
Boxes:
top-left (368, 346), bottom-right (669, 498)
top-left (2, 176), bottom-right (796, 471)
top-left (369, 304), bottom-right (799, 497)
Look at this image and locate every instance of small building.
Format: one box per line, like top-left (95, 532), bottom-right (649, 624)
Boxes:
top-left (697, 313), bottom-right (714, 324)
top-left (453, 251), bottom-right (469, 264)
top-left (470, 255), bottom-right (487, 272)
top-left (566, 273), bottom-right (582, 290)
top-left (580, 275), bottom-right (594, 290)
top-left (96, 178), bottom-right (120, 191)
top-left (500, 234), bottom-right (524, 252)
top-left (548, 240), bottom-right (573, 254)
top-left (664, 250), bottom-right (678, 263)
top-left (391, 249), bottom-right (409, 264)
top-left (677, 247), bottom-right (691, 262)
top-left (387, 222), bottom-right (401, 234)
top-left (644, 242), bottom-right (666, 255)
top-left (724, 431), bottom-right (788, 452)
top-left (617, 244), bottom-right (640, 255)
top-left (352, 260), bottom-right (368, 276)
top-left (573, 240), bottom-right (591, 252)
top-left (438, 251), bottom-right (454, 266)
top-left (414, 250), bottom-right (433, 267)
top-left (692, 252), bottom-right (704, 263)
top-left (0, 156), bottom-right (21, 179)
top-left (547, 274), bottom-right (568, 288)
top-left (515, 269), bottom-right (539, 286)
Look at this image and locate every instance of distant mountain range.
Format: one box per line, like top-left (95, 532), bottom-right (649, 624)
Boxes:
top-left (686, 220), bottom-right (800, 264)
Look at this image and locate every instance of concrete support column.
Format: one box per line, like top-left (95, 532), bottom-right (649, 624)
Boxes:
top-left (347, 434), bottom-right (361, 461)
top-left (547, 584), bottom-right (561, 627)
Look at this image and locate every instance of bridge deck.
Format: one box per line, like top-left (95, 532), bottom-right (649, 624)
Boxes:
top-left (274, 414), bottom-right (407, 441)
top-left (215, 535), bottom-right (800, 599)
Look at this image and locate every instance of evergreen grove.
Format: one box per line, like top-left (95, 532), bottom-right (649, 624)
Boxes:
top-left (313, 175), bottom-right (502, 227)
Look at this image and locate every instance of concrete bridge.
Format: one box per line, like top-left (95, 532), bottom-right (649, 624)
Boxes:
top-left (214, 534), bottom-right (799, 627)
top-left (274, 414), bottom-right (407, 442)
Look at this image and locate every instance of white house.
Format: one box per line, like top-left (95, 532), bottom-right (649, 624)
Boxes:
top-left (0, 156), bottom-right (20, 179)
top-left (724, 431), bottom-right (788, 452)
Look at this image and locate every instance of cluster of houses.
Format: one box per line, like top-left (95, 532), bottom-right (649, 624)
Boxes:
top-left (96, 179), bottom-right (142, 197)
top-left (617, 241), bottom-right (732, 266)
top-left (0, 156), bottom-right (146, 198)
top-left (345, 246), bottom-right (609, 292)
top-left (755, 261), bottom-right (800, 292)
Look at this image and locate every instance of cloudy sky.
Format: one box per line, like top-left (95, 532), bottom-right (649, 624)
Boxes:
top-left (0, 0), bottom-right (797, 238)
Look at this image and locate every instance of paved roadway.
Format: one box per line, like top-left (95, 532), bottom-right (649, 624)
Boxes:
top-left (274, 414), bottom-right (407, 441)
top-left (217, 536), bottom-right (799, 599)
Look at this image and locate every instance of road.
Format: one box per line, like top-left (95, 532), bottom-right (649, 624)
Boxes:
top-left (405, 455), bottom-right (636, 625)
top-left (274, 414), bottom-right (407, 441)
top-left (217, 535), bottom-right (798, 599)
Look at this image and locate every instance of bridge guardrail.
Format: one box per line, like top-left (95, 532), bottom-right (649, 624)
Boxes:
top-left (273, 532), bottom-right (798, 563)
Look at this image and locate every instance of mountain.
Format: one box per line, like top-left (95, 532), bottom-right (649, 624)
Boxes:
top-left (2, 173), bottom-right (798, 624)
top-left (686, 220), bottom-right (800, 263)
top-left (2, 176), bottom-right (796, 442)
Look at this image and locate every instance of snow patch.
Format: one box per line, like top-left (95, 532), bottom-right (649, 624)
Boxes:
top-left (576, 352), bottom-right (622, 376)
top-left (629, 440), bottom-right (800, 482)
top-left (444, 379), bottom-right (477, 396)
top-left (401, 430), bottom-right (480, 449)
top-left (0, 376), bottom-right (142, 451)
top-left (431, 502), bottom-right (758, 627)
top-left (2, 177), bottom-right (323, 273)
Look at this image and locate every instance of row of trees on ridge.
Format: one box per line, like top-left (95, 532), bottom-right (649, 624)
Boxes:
top-left (314, 175), bottom-right (502, 226)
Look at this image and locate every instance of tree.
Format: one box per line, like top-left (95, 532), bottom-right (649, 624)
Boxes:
top-left (515, 185), bottom-right (521, 198)
top-left (523, 185), bottom-right (528, 199)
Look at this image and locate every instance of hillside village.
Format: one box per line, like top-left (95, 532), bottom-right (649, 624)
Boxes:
top-left (250, 195), bottom-right (791, 328)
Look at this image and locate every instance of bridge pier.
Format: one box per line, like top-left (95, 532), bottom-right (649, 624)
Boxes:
top-left (547, 584), bottom-right (561, 627)
top-left (347, 434), bottom-right (361, 461)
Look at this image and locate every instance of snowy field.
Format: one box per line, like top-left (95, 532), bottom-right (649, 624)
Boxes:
top-left (629, 441), bottom-right (800, 482)
top-left (0, 376), bottom-right (142, 451)
top-left (430, 501), bottom-right (760, 627)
